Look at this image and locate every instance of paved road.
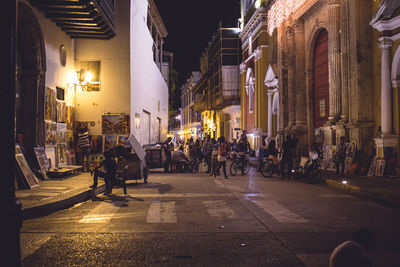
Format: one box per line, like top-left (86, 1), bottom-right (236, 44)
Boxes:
top-left (21, 169), bottom-right (400, 266)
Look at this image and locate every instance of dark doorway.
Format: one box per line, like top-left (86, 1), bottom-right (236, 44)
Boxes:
top-left (313, 29), bottom-right (329, 129)
top-left (16, 2), bottom-right (46, 166)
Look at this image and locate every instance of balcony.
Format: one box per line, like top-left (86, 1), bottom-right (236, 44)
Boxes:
top-left (194, 95), bottom-right (207, 113)
top-left (30, 0), bottom-right (115, 39)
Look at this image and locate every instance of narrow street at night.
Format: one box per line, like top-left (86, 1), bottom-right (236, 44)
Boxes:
top-left (21, 170), bottom-right (400, 266)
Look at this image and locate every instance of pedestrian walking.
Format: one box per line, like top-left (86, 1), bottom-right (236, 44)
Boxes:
top-left (280, 135), bottom-right (295, 179)
top-left (77, 125), bottom-right (91, 172)
top-left (90, 149), bottom-right (117, 196)
top-left (214, 136), bottom-right (229, 179)
top-left (238, 133), bottom-right (250, 175)
top-left (334, 136), bottom-right (346, 176)
top-left (162, 137), bottom-right (172, 173)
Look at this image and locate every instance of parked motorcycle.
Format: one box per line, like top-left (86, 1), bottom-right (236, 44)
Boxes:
top-left (293, 151), bottom-right (322, 184)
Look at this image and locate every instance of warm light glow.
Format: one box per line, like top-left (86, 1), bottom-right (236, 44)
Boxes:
top-left (267, 0), bottom-right (307, 35)
top-left (67, 71), bottom-right (79, 84)
top-left (254, 0), bottom-right (261, 9)
top-left (342, 180), bottom-right (348, 184)
top-left (84, 71), bottom-right (93, 83)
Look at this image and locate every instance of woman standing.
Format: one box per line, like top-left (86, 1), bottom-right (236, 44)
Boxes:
top-left (214, 136), bottom-right (229, 179)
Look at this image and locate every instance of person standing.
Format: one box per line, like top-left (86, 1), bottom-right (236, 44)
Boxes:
top-left (238, 133), bottom-right (250, 175)
top-left (162, 137), bottom-right (172, 173)
top-left (214, 136), bottom-right (229, 179)
top-left (334, 136), bottom-right (347, 176)
top-left (77, 125), bottom-right (91, 172)
top-left (210, 138), bottom-right (219, 176)
top-left (280, 135), bottom-right (294, 179)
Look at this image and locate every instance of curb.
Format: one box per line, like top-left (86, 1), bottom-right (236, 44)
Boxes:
top-left (324, 179), bottom-right (400, 208)
top-left (22, 184), bottom-right (105, 220)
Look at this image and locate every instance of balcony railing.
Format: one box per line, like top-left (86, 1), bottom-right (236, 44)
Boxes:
top-left (30, 0), bottom-right (116, 39)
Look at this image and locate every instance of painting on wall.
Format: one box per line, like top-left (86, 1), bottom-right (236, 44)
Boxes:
top-left (56, 123), bottom-right (67, 144)
top-left (102, 114), bottom-right (130, 135)
top-left (45, 121), bottom-right (57, 146)
top-left (75, 61), bottom-right (101, 91)
top-left (57, 101), bottom-right (67, 123)
top-left (66, 106), bottom-right (75, 131)
top-left (57, 145), bottom-right (68, 167)
top-left (104, 135), bottom-right (118, 151)
top-left (45, 87), bottom-right (57, 121)
top-left (118, 136), bottom-right (130, 147)
top-left (90, 135), bottom-right (103, 154)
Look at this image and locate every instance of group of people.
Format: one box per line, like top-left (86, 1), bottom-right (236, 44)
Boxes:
top-left (161, 131), bottom-right (252, 178)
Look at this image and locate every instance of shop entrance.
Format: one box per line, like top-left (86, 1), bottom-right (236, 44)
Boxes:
top-left (16, 2), bottom-right (46, 166)
top-left (313, 29), bottom-right (329, 129)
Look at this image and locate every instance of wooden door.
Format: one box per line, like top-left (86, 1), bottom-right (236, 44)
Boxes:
top-left (313, 29), bottom-right (329, 129)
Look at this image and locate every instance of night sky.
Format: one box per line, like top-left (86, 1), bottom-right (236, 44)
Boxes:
top-left (154, 0), bottom-right (241, 86)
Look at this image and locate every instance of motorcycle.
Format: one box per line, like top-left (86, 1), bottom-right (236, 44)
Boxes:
top-left (293, 151), bottom-right (322, 184)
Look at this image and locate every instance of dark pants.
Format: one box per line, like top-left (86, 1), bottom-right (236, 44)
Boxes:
top-left (93, 170), bottom-right (115, 194)
top-left (215, 161), bottom-right (227, 178)
top-left (280, 157), bottom-right (293, 179)
top-left (335, 157), bottom-right (345, 176)
top-left (205, 154), bottom-right (212, 173)
top-left (164, 155), bottom-right (171, 173)
top-left (177, 160), bottom-right (189, 172)
top-left (211, 155), bottom-right (218, 175)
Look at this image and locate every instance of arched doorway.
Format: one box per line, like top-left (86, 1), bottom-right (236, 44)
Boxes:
top-left (312, 29), bottom-right (329, 129)
top-left (16, 2), bottom-right (46, 167)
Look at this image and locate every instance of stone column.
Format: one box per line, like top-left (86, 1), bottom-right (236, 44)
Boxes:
top-left (379, 37), bottom-right (394, 135)
top-left (340, 0), bottom-right (350, 122)
top-left (293, 19), bottom-right (306, 129)
top-left (254, 47), bottom-right (263, 129)
top-left (267, 90), bottom-right (273, 138)
top-left (286, 25), bottom-right (296, 129)
top-left (328, 0), bottom-right (342, 122)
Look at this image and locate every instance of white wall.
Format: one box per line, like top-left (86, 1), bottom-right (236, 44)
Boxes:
top-left (74, 0), bottom-right (131, 135)
top-left (130, 0), bottom-right (169, 145)
top-left (28, 0), bottom-right (76, 102)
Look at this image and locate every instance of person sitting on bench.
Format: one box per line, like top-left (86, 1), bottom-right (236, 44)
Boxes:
top-left (90, 149), bottom-right (117, 196)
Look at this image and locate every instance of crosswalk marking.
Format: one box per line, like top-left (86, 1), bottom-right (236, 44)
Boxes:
top-left (252, 200), bottom-right (309, 223)
top-left (79, 201), bottom-right (125, 223)
top-left (146, 201), bottom-right (177, 223)
top-left (202, 200), bottom-right (236, 220)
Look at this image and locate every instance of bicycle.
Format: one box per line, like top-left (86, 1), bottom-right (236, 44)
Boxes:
top-left (260, 158), bottom-right (280, 177)
top-left (229, 152), bottom-right (250, 176)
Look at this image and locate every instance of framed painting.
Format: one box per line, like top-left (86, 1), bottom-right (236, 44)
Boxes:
top-left (15, 149), bottom-right (39, 189)
top-left (102, 114), bottom-right (130, 135)
top-left (118, 136), bottom-right (130, 147)
top-left (57, 123), bottom-right (67, 144)
top-left (104, 135), bottom-right (118, 151)
top-left (45, 121), bottom-right (57, 146)
top-left (90, 135), bottom-right (103, 154)
top-left (66, 106), bottom-right (75, 131)
top-left (45, 87), bottom-right (56, 121)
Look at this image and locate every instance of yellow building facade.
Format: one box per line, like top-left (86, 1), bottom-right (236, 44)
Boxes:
top-left (240, 0), bottom-right (399, 176)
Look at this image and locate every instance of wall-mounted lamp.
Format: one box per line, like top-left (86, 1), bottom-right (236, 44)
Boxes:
top-left (75, 68), bottom-right (93, 92)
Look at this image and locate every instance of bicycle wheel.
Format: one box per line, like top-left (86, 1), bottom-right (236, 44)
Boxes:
top-left (230, 161), bottom-right (239, 176)
top-left (261, 162), bottom-right (274, 177)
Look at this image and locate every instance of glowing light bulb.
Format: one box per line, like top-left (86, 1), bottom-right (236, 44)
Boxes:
top-left (84, 71), bottom-right (93, 83)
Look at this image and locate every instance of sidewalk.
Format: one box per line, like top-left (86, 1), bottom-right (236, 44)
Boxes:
top-left (16, 172), bottom-right (105, 220)
top-left (249, 156), bottom-right (400, 208)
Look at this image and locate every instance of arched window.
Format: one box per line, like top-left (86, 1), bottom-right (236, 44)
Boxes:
top-left (245, 67), bottom-right (255, 113)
